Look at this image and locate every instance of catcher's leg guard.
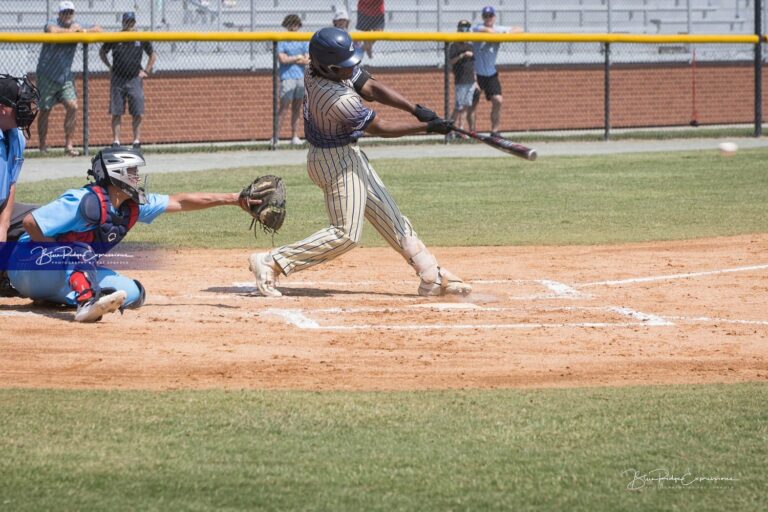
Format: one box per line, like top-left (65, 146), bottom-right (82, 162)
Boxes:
top-left (401, 236), bottom-right (472, 297)
top-left (123, 279), bottom-right (146, 309)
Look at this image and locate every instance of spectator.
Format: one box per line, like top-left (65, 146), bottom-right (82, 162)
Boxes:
top-left (356, 0), bottom-right (385, 59)
top-left (35, 1), bottom-right (102, 156)
top-left (99, 12), bottom-right (157, 150)
top-left (472, 5), bottom-right (521, 137)
top-left (333, 9), bottom-right (350, 30)
top-left (448, 20), bottom-right (479, 136)
top-left (275, 14), bottom-right (309, 146)
top-left (0, 74), bottom-right (39, 297)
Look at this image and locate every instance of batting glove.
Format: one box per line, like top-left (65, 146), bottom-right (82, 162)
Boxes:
top-left (426, 118), bottom-right (454, 134)
top-left (414, 104), bottom-right (439, 122)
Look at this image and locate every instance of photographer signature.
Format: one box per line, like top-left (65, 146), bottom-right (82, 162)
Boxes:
top-left (623, 468), bottom-right (738, 490)
top-left (30, 245), bottom-right (99, 266)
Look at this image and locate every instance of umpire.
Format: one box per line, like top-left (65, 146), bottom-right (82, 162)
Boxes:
top-left (99, 12), bottom-right (156, 150)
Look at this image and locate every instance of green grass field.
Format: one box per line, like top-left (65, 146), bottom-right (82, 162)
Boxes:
top-left (1, 385), bottom-right (765, 511)
top-left (17, 148), bottom-right (768, 248)
top-left (7, 148), bottom-right (768, 510)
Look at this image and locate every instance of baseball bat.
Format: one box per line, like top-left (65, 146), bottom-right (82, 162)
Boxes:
top-left (452, 127), bottom-right (538, 161)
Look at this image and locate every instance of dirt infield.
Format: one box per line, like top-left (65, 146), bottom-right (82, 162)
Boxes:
top-left (1, 234), bottom-right (767, 391)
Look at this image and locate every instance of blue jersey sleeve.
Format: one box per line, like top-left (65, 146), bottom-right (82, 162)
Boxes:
top-left (1, 129), bottom-right (26, 203)
top-left (9, 128), bottom-right (25, 185)
top-left (137, 193), bottom-right (169, 224)
top-left (31, 188), bottom-right (92, 237)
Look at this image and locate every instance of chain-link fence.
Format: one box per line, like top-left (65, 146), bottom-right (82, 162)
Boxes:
top-left (1, 0), bottom-right (764, 151)
top-left (2, 1), bottom-right (764, 35)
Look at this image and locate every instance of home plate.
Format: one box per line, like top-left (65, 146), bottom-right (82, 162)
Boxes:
top-left (410, 303), bottom-right (482, 310)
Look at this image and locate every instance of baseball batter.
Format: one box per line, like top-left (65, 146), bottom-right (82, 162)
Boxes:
top-left (249, 27), bottom-right (471, 298)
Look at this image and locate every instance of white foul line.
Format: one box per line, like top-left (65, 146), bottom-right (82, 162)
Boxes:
top-left (608, 306), bottom-right (674, 326)
top-left (668, 315), bottom-right (768, 326)
top-left (579, 264), bottom-right (768, 287)
top-left (263, 309), bottom-right (320, 329)
top-left (300, 322), bottom-right (659, 331)
top-left (538, 280), bottom-right (588, 298)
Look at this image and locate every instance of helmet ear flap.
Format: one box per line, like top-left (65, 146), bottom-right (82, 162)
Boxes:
top-left (310, 58), bottom-right (338, 80)
top-left (88, 151), bottom-right (109, 185)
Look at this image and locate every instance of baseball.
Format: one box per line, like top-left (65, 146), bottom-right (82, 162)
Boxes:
top-left (718, 142), bottom-right (738, 156)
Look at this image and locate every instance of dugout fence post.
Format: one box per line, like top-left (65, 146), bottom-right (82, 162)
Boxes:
top-left (271, 41), bottom-right (278, 150)
top-left (82, 43), bottom-right (90, 156)
top-left (755, 0), bottom-right (763, 137)
top-left (603, 42), bottom-right (611, 141)
top-left (443, 42), bottom-right (450, 144)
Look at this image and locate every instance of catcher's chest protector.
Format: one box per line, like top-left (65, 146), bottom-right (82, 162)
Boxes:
top-left (57, 185), bottom-right (139, 250)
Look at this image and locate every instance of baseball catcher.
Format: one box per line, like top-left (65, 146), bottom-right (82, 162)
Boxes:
top-left (239, 175), bottom-right (286, 235)
top-left (5, 146), bottom-right (265, 322)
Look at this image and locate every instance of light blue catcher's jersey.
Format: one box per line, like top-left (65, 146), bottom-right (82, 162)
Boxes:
top-left (18, 188), bottom-right (169, 242)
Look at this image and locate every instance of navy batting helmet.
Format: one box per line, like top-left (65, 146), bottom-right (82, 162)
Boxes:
top-left (309, 27), bottom-right (362, 79)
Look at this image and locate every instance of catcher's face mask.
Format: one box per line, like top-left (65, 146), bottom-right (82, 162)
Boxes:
top-left (89, 147), bottom-right (149, 204)
top-left (0, 74), bottom-right (40, 138)
top-left (110, 166), bottom-right (148, 205)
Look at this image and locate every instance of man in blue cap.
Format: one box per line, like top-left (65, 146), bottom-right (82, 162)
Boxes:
top-left (472, 5), bottom-right (522, 137)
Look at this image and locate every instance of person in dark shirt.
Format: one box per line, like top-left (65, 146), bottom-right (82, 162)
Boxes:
top-left (448, 20), bottom-right (479, 135)
top-left (99, 12), bottom-right (157, 150)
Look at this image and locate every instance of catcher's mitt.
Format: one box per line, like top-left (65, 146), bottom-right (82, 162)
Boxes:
top-left (239, 175), bottom-right (286, 235)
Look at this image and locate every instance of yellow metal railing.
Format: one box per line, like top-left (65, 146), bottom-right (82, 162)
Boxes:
top-left (0, 31), bottom-right (763, 44)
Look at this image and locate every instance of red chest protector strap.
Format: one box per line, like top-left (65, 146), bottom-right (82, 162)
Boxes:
top-left (56, 185), bottom-right (139, 246)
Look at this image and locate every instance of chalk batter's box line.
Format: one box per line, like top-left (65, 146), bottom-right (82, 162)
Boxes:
top-left (261, 305), bottom-right (675, 330)
top-left (232, 262), bottom-right (768, 298)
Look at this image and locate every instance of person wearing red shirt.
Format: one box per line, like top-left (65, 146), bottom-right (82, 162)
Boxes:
top-left (356, 0), bottom-right (384, 58)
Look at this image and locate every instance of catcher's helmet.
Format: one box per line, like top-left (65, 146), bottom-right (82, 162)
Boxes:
top-left (88, 146), bottom-right (148, 204)
top-left (0, 74), bottom-right (40, 138)
top-left (309, 27), bottom-right (362, 80)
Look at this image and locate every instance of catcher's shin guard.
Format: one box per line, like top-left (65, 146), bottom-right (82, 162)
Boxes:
top-left (124, 279), bottom-right (146, 309)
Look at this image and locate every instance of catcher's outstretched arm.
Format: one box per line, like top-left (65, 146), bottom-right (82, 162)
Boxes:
top-left (166, 192), bottom-right (258, 213)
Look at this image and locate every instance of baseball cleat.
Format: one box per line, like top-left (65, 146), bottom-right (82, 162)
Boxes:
top-left (418, 268), bottom-right (472, 297)
top-left (74, 290), bottom-right (127, 323)
top-left (248, 252), bottom-right (282, 298)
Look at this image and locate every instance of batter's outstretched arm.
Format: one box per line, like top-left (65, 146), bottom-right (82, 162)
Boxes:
top-left (166, 192), bottom-right (259, 213)
top-left (364, 116), bottom-right (428, 138)
top-left (358, 79), bottom-right (417, 115)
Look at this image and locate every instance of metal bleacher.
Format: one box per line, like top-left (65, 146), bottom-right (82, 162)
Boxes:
top-left (0, 0), bottom-right (763, 71)
top-left (0, 0), bottom-right (760, 34)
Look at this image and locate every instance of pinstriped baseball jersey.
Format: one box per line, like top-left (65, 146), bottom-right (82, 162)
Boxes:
top-left (303, 67), bottom-right (376, 148)
top-left (271, 66), bottom-right (419, 276)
